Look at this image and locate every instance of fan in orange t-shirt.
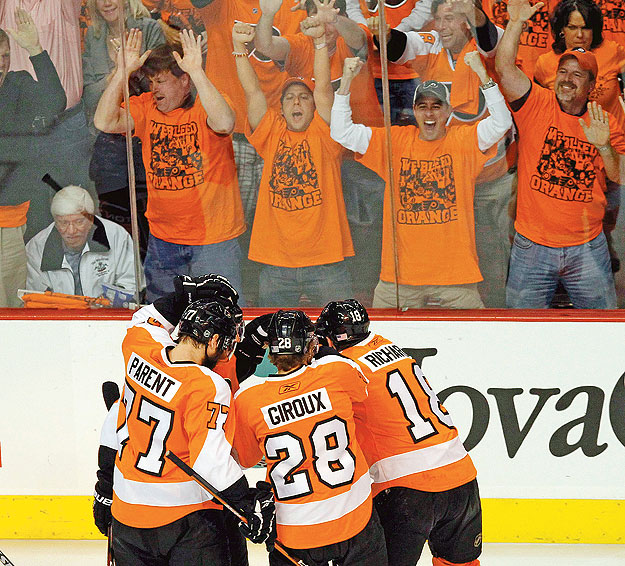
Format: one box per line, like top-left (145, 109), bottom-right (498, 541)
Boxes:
top-left (495, 0), bottom-right (625, 309)
top-left (233, 20), bottom-right (354, 307)
top-left (533, 0), bottom-right (625, 273)
top-left (331, 54), bottom-right (512, 309)
top-left (94, 29), bottom-right (246, 303)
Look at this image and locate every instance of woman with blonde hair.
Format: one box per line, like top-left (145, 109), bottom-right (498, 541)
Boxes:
top-left (82, 0), bottom-right (166, 124)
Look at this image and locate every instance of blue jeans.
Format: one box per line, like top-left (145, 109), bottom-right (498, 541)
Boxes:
top-left (258, 262), bottom-right (353, 307)
top-left (374, 78), bottom-right (418, 126)
top-left (506, 231), bottom-right (616, 309)
top-left (144, 234), bottom-right (245, 305)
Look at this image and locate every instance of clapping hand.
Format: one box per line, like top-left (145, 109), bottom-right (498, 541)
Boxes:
top-left (7, 7), bottom-right (42, 56)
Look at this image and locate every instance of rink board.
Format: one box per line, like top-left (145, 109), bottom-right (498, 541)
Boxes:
top-left (0, 310), bottom-right (623, 542)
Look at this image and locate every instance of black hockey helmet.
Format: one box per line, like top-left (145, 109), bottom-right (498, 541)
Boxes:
top-left (315, 299), bottom-right (370, 350)
top-left (178, 298), bottom-right (239, 352)
top-left (268, 310), bottom-right (315, 355)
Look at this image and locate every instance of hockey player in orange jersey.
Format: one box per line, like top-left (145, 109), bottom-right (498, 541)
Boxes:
top-left (316, 299), bottom-right (482, 566)
top-left (93, 274), bottom-right (275, 565)
top-left (233, 310), bottom-right (388, 566)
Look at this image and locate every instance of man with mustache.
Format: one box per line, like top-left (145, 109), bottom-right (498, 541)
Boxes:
top-left (495, 0), bottom-right (625, 308)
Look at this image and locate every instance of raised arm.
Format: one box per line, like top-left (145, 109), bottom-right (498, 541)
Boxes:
top-left (256, 0), bottom-right (292, 62)
top-left (313, 0), bottom-right (366, 53)
top-left (6, 8), bottom-right (66, 119)
top-left (93, 29), bottom-right (150, 133)
top-left (464, 51), bottom-right (512, 152)
top-left (173, 29), bottom-right (235, 134)
top-left (302, 16), bottom-right (333, 124)
top-left (232, 22), bottom-right (268, 132)
top-left (331, 57), bottom-right (372, 153)
top-left (495, 0), bottom-right (543, 102)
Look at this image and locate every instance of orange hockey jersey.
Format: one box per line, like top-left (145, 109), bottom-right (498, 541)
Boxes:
top-left (233, 354), bottom-right (372, 549)
top-left (112, 304), bottom-right (245, 528)
top-left (345, 334), bottom-right (476, 496)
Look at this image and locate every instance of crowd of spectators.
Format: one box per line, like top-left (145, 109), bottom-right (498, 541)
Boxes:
top-left (0, 0), bottom-right (623, 309)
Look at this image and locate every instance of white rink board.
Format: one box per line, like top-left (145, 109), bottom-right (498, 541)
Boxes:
top-left (0, 318), bottom-right (623, 499)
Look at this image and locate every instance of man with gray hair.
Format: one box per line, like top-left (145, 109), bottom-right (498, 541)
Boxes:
top-left (25, 186), bottom-right (140, 299)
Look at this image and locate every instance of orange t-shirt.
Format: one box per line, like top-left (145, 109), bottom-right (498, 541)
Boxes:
top-left (346, 334), bottom-right (476, 496)
top-left (233, 355), bottom-right (372, 549)
top-left (513, 84), bottom-right (625, 247)
top-left (283, 32), bottom-right (383, 127)
top-left (141, 0), bottom-right (205, 34)
top-left (356, 123), bottom-right (496, 285)
top-left (597, 0), bottom-right (625, 46)
top-left (113, 306), bottom-right (244, 528)
top-left (246, 110), bottom-right (354, 267)
top-left (358, 0), bottom-right (420, 80)
top-left (128, 92), bottom-right (245, 246)
top-left (196, 0), bottom-right (305, 133)
top-left (534, 40), bottom-right (625, 131)
top-left (482, 0), bottom-right (555, 78)
top-left (410, 32), bottom-right (516, 183)
top-left (0, 201), bottom-right (29, 228)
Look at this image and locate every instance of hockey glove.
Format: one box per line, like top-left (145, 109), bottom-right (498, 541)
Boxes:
top-left (93, 487), bottom-right (112, 535)
top-left (238, 481), bottom-right (276, 545)
top-left (244, 313), bottom-right (273, 351)
top-left (174, 274), bottom-right (239, 306)
top-left (235, 313), bottom-right (274, 382)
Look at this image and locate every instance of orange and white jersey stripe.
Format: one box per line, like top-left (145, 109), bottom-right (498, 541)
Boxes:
top-left (112, 304), bottom-right (244, 528)
top-left (345, 334), bottom-right (476, 496)
top-left (233, 354), bottom-right (372, 549)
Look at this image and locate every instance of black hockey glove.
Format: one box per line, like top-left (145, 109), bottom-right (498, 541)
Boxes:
top-left (174, 273), bottom-right (239, 306)
top-left (238, 481), bottom-right (276, 545)
top-left (93, 486), bottom-right (112, 535)
top-left (235, 313), bottom-right (274, 382)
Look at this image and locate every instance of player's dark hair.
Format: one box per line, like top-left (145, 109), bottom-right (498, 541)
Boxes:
top-left (431, 0), bottom-right (448, 17)
top-left (550, 0), bottom-right (603, 54)
top-left (142, 44), bottom-right (186, 79)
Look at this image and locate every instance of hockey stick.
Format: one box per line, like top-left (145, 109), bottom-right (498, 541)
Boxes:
top-left (0, 549), bottom-right (16, 565)
top-left (102, 381), bottom-right (120, 566)
top-left (165, 451), bottom-right (309, 566)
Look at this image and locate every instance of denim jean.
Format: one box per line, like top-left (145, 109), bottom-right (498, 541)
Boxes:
top-left (506, 231), bottom-right (616, 309)
top-left (144, 234), bottom-right (245, 305)
top-left (474, 170), bottom-right (514, 307)
top-left (258, 262), bottom-right (353, 307)
top-left (374, 78), bottom-right (419, 126)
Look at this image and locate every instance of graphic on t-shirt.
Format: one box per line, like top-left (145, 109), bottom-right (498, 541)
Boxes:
top-left (397, 154), bottom-right (458, 225)
top-left (148, 121), bottom-right (204, 191)
top-left (597, 0), bottom-right (625, 35)
top-left (532, 126), bottom-right (596, 201)
top-left (490, 0), bottom-right (549, 48)
top-left (269, 138), bottom-right (321, 211)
